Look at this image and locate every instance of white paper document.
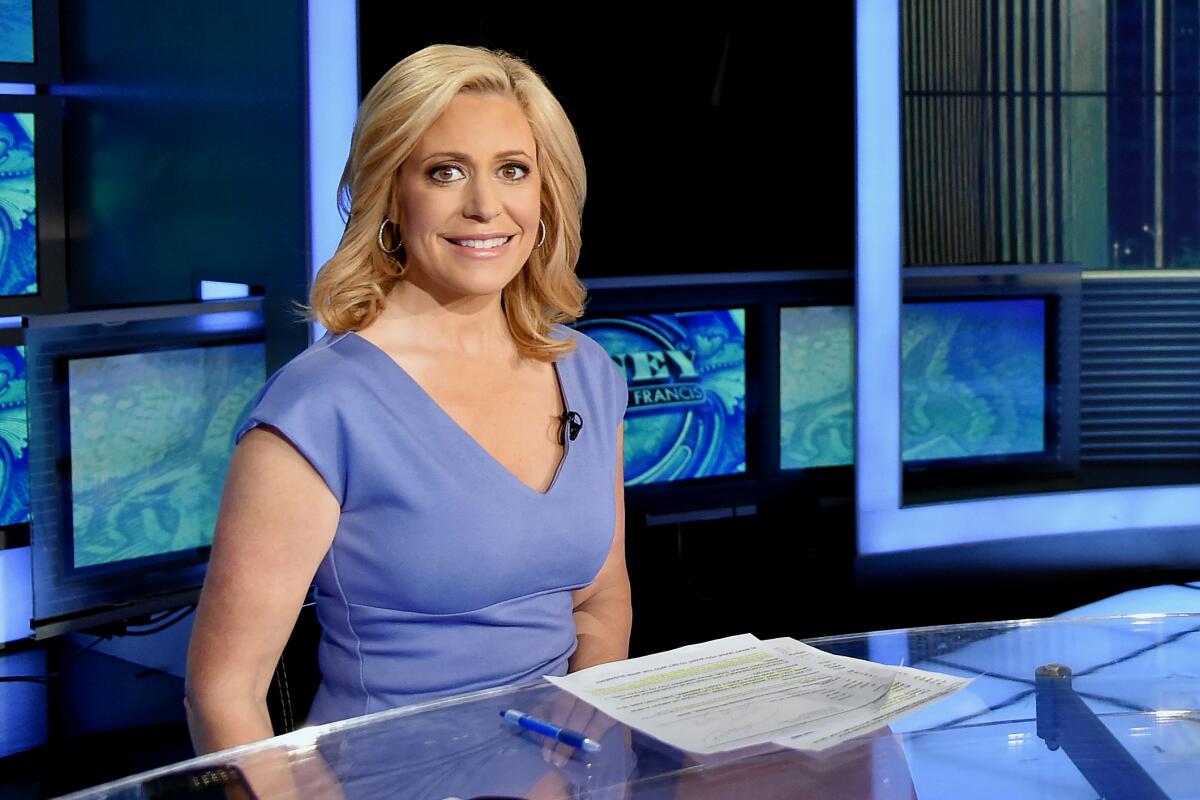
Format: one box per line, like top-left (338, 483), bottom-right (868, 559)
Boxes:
top-left (545, 633), bottom-right (971, 754)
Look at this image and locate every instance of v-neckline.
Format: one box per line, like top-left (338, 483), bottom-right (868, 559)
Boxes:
top-left (344, 331), bottom-right (571, 497)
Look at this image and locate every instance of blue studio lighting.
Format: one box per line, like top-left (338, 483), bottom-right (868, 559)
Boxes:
top-left (199, 280), bottom-right (251, 300)
top-left (855, 0), bottom-right (904, 536)
top-left (307, 0), bottom-right (359, 343)
top-left (0, 546), bottom-right (32, 641)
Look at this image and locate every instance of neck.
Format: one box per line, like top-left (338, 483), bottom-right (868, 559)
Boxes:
top-left (373, 277), bottom-right (513, 359)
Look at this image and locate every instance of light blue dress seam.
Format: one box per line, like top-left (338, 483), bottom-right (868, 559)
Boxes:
top-left (328, 537), bottom-right (370, 717)
top-left (338, 578), bottom-right (601, 617)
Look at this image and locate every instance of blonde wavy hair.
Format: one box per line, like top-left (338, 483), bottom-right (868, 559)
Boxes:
top-left (310, 44), bottom-right (587, 361)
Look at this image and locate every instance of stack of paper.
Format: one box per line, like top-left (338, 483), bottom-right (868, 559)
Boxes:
top-left (546, 633), bottom-right (971, 754)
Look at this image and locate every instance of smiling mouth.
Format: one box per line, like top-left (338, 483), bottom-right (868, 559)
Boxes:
top-left (444, 235), bottom-right (515, 250)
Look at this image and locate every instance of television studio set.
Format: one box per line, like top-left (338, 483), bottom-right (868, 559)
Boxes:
top-left (1, 2), bottom-right (1199, 798)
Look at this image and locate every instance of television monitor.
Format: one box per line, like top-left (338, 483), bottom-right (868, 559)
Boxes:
top-left (26, 299), bottom-right (265, 637)
top-left (575, 308), bottom-right (747, 486)
top-left (901, 298), bottom-right (1048, 464)
top-left (0, 0), bottom-right (32, 66)
top-left (0, 95), bottom-right (65, 314)
top-left (779, 304), bottom-right (855, 470)
top-left (898, 267), bottom-right (1081, 504)
top-left (577, 271), bottom-right (1074, 525)
top-left (0, 1), bottom-right (59, 83)
top-left (0, 322), bottom-right (28, 548)
top-left (780, 297), bottom-right (1053, 472)
top-left (577, 270), bottom-right (856, 522)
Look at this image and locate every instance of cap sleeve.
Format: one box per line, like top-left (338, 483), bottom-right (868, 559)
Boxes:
top-left (235, 365), bottom-right (347, 505)
top-left (607, 354), bottom-right (629, 430)
top-left (563, 326), bottom-right (628, 432)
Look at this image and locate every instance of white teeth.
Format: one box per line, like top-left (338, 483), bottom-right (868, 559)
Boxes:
top-left (451, 236), bottom-right (510, 249)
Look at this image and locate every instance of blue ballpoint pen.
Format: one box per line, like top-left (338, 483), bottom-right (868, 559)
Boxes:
top-left (500, 708), bottom-right (602, 752)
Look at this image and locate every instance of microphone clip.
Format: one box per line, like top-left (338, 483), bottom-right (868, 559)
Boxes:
top-left (562, 410), bottom-right (583, 442)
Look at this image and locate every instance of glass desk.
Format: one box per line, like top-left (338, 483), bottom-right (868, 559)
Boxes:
top-left (62, 614), bottom-right (1200, 799)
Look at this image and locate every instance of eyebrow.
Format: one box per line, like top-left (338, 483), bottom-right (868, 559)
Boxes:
top-left (420, 150), bottom-right (534, 164)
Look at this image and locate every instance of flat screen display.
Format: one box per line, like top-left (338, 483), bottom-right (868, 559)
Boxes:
top-left (902, 299), bottom-right (1045, 462)
top-left (577, 309), bottom-right (747, 485)
top-left (0, 1), bottom-right (33, 64)
top-left (779, 305), bottom-right (855, 469)
top-left (0, 112), bottom-right (36, 298)
top-left (780, 299), bottom-right (1047, 469)
top-left (0, 343), bottom-right (27, 525)
top-left (66, 342), bottom-right (265, 569)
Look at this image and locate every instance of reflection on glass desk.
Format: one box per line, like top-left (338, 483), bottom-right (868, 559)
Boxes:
top-left (63, 614), bottom-right (1200, 799)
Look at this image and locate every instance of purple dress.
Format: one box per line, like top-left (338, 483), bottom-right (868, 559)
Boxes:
top-left (235, 326), bottom-right (627, 725)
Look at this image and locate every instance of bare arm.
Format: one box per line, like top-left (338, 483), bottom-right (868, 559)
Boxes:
top-left (569, 425), bottom-right (631, 672)
top-left (185, 426), bottom-right (340, 754)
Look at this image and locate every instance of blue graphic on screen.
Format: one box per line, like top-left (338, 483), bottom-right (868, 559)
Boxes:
top-left (0, 113), bottom-right (35, 298)
top-left (779, 306), bottom-right (855, 468)
top-left (0, 1), bottom-right (33, 64)
top-left (577, 310), bottom-right (746, 485)
top-left (780, 299), bottom-right (1046, 469)
top-left (0, 344), bottom-right (27, 525)
top-left (68, 343), bottom-right (265, 569)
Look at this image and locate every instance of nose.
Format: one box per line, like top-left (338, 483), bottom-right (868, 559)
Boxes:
top-left (462, 176), bottom-right (501, 222)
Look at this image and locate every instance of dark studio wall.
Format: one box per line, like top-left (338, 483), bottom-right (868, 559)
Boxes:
top-left (57, 0), bottom-right (310, 371)
top-left (355, 8), bottom-right (858, 281)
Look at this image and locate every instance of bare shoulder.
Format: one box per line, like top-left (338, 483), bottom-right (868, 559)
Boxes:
top-left (187, 418), bottom-right (340, 750)
top-left (223, 425), bottom-right (339, 518)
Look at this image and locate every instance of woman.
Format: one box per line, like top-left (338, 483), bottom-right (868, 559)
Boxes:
top-left (185, 44), bottom-right (631, 754)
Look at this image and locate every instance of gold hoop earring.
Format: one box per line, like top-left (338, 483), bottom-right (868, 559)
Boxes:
top-left (378, 218), bottom-right (403, 254)
top-left (536, 218), bottom-right (547, 248)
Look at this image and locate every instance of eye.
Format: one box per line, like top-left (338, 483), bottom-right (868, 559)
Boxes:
top-left (429, 164), bottom-right (466, 183)
top-left (499, 162), bottom-right (530, 181)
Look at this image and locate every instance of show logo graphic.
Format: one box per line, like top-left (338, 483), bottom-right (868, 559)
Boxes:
top-left (576, 310), bottom-right (746, 485)
top-left (622, 347), bottom-right (705, 409)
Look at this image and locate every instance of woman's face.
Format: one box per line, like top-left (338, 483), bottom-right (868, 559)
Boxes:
top-left (394, 92), bottom-right (542, 301)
